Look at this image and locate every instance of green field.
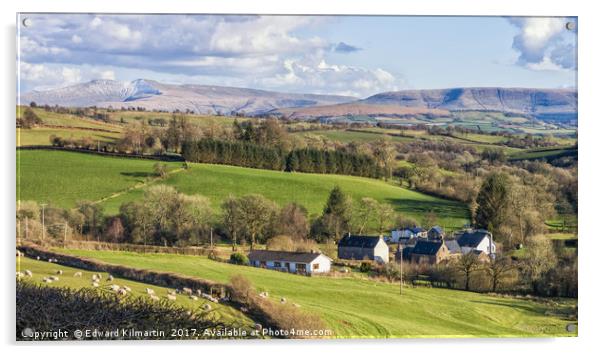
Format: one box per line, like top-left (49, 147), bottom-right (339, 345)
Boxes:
top-left (102, 161), bottom-right (470, 227)
top-left (17, 150), bottom-right (469, 228)
top-left (17, 150), bottom-right (182, 209)
top-left (17, 128), bottom-right (122, 147)
top-left (55, 249), bottom-right (577, 338)
top-left (16, 256), bottom-right (255, 327)
top-left (509, 146), bottom-right (577, 161)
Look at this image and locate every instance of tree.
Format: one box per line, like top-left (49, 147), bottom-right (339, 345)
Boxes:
top-left (354, 197), bottom-right (379, 234)
top-left (375, 203), bottom-right (395, 234)
top-left (321, 186), bottom-right (353, 240)
top-left (275, 203), bottom-right (309, 240)
top-left (475, 172), bottom-right (511, 233)
top-left (484, 256), bottom-right (515, 292)
top-left (237, 194), bottom-right (278, 250)
top-left (221, 196), bottom-right (244, 251)
top-left (522, 234), bottom-right (557, 293)
top-left (20, 107), bottom-right (42, 128)
top-left (104, 217), bottom-right (125, 243)
top-left (421, 210), bottom-right (438, 229)
top-left (372, 137), bottom-right (396, 180)
top-left (455, 252), bottom-right (481, 291)
top-left (266, 235), bottom-right (295, 251)
top-left (76, 201), bottom-right (104, 241)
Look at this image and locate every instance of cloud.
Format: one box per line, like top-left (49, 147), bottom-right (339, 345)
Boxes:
top-left (17, 14), bottom-right (405, 96)
top-left (508, 17), bottom-right (577, 70)
top-left (19, 61), bottom-right (115, 91)
top-left (333, 42), bottom-right (361, 53)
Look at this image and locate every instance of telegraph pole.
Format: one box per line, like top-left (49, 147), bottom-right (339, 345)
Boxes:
top-left (210, 227), bottom-right (214, 249)
top-left (399, 243), bottom-right (403, 295)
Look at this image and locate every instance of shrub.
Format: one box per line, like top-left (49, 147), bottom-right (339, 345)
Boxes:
top-left (229, 252), bottom-right (249, 265)
top-left (229, 275), bottom-right (254, 304)
top-left (359, 261), bottom-right (372, 273)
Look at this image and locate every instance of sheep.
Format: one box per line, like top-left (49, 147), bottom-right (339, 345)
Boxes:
top-left (74, 272), bottom-right (82, 277)
top-left (189, 295), bottom-right (198, 301)
top-left (109, 284), bottom-right (120, 292)
top-left (91, 274), bottom-right (99, 281)
top-left (16, 250), bottom-right (22, 257)
top-left (49, 276), bottom-right (59, 281)
top-left (36, 256), bottom-right (40, 260)
top-left (117, 288), bottom-right (128, 296)
top-left (146, 288), bottom-right (155, 295)
top-left (293, 303), bottom-right (301, 308)
top-left (201, 303), bottom-right (212, 311)
top-left (92, 282), bottom-right (99, 287)
top-left (149, 294), bottom-right (160, 301)
top-left (122, 286), bottom-right (131, 292)
top-left (280, 297), bottom-right (286, 304)
top-left (259, 291), bottom-right (269, 298)
top-left (167, 289), bottom-right (176, 296)
top-left (96, 273), bottom-right (102, 280)
top-left (107, 275), bottom-right (114, 282)
top-left (56, 270), bottom-right (63, 275)
top-left (196, 289), bottom-right (203, 296)
top-left (25, 270), bottom-right (33, 277)
top-left (182, 287), bottom-right (193, 295)
top-left (167, 294), bottom-right (177, 301)
top-left (16, 272), bottom-right (24, 278)
top-left (42, 277), bottom-right (53, 283)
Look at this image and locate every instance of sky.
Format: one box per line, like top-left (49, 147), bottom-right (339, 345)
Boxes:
top-left (17, 14), bottom-right (577, 97)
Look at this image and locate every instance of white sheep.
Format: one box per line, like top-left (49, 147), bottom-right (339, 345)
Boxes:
top-left (36, 256), bottom-right (40, 260)
top-left (167, 294), bottom-right (177, 301)
top-left (201, 303), bottom-right (212, 311)
top-left (74, 272), bottom-right (82, 277)
top-left (16, 272), bottom-right (24, 278)
top-left (280, 297), bottom-right (286, 304)
top-left (25, 270), bottom-right (33, 277)
top-left (107, 275), bottom-right (114, 282)
top-left (182, 287), bottom-right (193, 295)
top-left (167, 289), bottom-right (176, 296)
top-left (56, 270), bottom-right (63, 275)
top-left (146, 288), bottom-right (155, 295)
top-left (92, 274), bottom-right (99, 281)
top-left (122, 286), bottom-right (131, 292)
top-left (92, 282), bottom-right (100, 287)
top-left (259, 291), bottom-right (268, 298)
top-left (109, 284), bottom-right (120, 292)
top-left (189, 295), bottom-right (198, 301)
top-left (117, 288), bottom-right (128, 296)
top-left (149, 294), bottom-right (160, 301)
top-left (42, 277), bottom-right (53, 283)
top-left (293, 303), bottom-right (301, 308)
top-left (49, 276), bottom-right (59, 281)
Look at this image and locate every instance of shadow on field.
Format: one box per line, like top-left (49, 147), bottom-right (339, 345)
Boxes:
top-left (120, 172), bottom-right (155, 178)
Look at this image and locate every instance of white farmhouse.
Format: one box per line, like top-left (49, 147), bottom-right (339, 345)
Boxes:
top-left (337, 234), bottom-right (390, 263)
top-left (456, 229), bottom-right (496, 256)
top-left (388, 227), bottom-right (427, 244)
top-left (248, 250), bottom-right (332, 274)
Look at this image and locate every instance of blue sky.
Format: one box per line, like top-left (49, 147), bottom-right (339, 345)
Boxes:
top-left (17, 14), bottom-right (577, 97)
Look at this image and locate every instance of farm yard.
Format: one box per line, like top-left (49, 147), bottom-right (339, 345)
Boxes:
top-left (50, 248), bottom-right (577, 338)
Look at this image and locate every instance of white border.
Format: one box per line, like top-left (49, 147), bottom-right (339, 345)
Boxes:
top-left (2, 1), bottom-right (600, 354)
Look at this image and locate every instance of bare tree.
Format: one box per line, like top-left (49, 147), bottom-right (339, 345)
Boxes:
top-left (455, 252), bottom-right (481, 291)
top-left (484, 256), bottom-right (515, 292)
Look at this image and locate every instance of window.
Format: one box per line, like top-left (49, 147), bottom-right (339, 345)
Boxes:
top-left (274, 262), bottom-right (281, 268)
top-left (312, 263), bottom-right (320, 270)
top-left (296, 263), bottom-right (306, 272)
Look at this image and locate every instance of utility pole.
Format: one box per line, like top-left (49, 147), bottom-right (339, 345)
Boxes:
top-left (399, 243), bottom-right (403, 295)
top-left (40, 203), bottom-right (47, 241)
top-left (210, 227), bottom-right (213, 249)
top-left (63, 222), bottom-right (68, 245)
top-left (25, 216), bottom-right (29, 239)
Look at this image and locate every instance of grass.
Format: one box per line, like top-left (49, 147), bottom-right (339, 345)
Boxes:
top-left (509, 146), bottom-right (577, 161)
top-left (16, 256), bottom-right (255, 328)
top-left (102, 162), bottom-right (470, 228)
top-left (55, 249), bottom-right (577, 338)
top-left (17, 150), bottom-right (469, 228)
top-left (17, 128), bottom-right (122, 147)
top-left (17, 106), bottom-right (123, 131)
top-left (16, 150), bottom-right (182, 209)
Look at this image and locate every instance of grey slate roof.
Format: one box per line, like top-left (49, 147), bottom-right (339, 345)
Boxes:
top-left (429, 226), bottom-right (444, 235)
top-left (248, 250), bottom-right (325, 263)
top-left (338, 235), bottom-right (382, 249)
top-left (457, 229), bottom-right (491, 248)
top-left (411, 240), bottom-right (444, 255)
top-left (445, 240), bottom-right (462, 254)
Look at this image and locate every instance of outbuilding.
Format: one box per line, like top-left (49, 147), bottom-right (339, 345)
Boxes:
top-left (337, 234), bottom-right (390, 263)
top-left (248, 250), bottom-right (332, 274)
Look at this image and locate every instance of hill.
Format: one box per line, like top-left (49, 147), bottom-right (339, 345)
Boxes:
top-left (274, 87), bottom-right (577, 123)
top-left (19, 79), bottom-right (354, 116)
top-left (17, 150), bottom-right (469, 229)
top-left (56, 249), bottom-right (578, 338)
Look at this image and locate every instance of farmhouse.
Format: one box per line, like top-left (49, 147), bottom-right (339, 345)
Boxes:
top-left (338, 234), bottom-right (389, 263)
top-left (427, 226), bottom-right (445, 240)
top-left (409, 239), bottom-right (450, 264)
top-left (456, 229), bottom-right (496, 256)
top-left (248, 250), bottom-right (332, 274)
top-left (388, 226), bottom-right (427, 244)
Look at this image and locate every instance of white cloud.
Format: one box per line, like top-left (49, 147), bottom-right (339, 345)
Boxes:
top-left (508, 17), bottom-right (576, 70)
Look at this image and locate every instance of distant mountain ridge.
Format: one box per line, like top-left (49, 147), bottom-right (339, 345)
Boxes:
top-left (20, 81), bottom-right (577, 121)
top-left (276, 87), bottom-right (577, 120)
top-left (20, 79), bottom-right (355, 115)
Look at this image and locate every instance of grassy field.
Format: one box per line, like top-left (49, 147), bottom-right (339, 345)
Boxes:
top-left (101, 161), bottom-right (470, 228)
top-left (16, 256), bottom-right (255, 328)
top-left (55, 249), bottom-right (577, 338)
top-left (17, 128), bottom-right (122, 147)
top-left (16, 150), bottom-right (182, 209)
top-left (509, 146), bottom-right (577, 161)
top-left (17, 150), bottom-right (469, 228)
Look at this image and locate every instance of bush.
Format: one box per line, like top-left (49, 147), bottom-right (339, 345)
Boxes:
top-left (230, 252), bottom-right (249, 265)
top-left (16, 281), bottom-right (238, 341)
top-left (359, 261), bottom-right (372, 273)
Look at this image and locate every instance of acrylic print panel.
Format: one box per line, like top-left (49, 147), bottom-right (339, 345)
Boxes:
top-left (16, 14), bottom-right (577, 340)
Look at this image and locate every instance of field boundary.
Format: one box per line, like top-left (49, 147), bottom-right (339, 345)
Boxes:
top-left (16, 146), bottom-right (186, 162)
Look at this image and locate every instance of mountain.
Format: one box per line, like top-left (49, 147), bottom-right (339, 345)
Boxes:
top-left (274, 87), bottom-right (577, 122)
top-left (20, 79), bottom-right (355, 115)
